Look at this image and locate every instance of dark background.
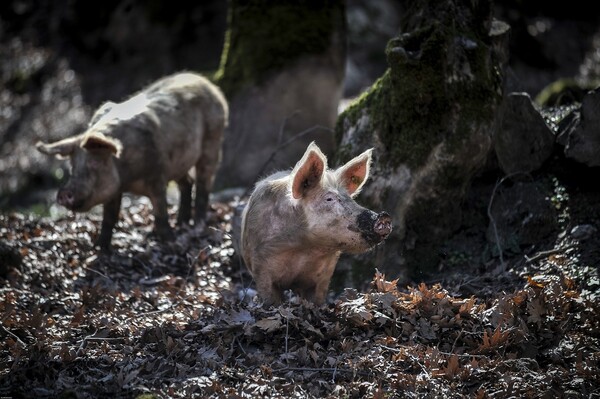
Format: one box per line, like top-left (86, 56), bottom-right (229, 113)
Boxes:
top-left (0, 0), bottom-right (599, 210)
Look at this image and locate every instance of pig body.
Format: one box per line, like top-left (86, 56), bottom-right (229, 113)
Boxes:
top-left (241, 142), bottom-right (391, 305)
top-left (37, 72), bottom-right (228, 251)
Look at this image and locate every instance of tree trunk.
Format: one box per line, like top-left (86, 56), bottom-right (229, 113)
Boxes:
top-left (335, 0), bottom-right (510, 282)
top-left (214, 0), bottom-right (346, 189)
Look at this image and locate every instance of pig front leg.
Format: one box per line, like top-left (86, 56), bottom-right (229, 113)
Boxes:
top-left (148, 185), bottom-right (174, 241)
top-left (97, 194), bottom-right (122, 252)
top-left (299, 261), bottom-right (337, 305)
top-left (312, 279), bottom-right (332, 305)
top-left (252, 267), bottom-right (284, 306)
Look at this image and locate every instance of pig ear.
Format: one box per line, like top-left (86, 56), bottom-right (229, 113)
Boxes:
top-left (81, 133), bottom-right (122, 158)
top-left (36, 137), bottom-right (81, 158)
top-left (89, 101), bottom-right (116, 126)
top-left (291, 142), bottom-right (327, 199)
top-left (336, 148), bottom-right (373, 197)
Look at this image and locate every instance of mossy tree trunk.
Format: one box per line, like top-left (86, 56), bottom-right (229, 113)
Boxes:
top-left (335, 0), bottom-right (510, 283)
top-left (214, 0), bottom-right (346, 189)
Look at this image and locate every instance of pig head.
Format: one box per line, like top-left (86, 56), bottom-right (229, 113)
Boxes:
top-left (37, 133), bottom-right (122, 212)
top-left (241, 142), bottom-right (392, 305)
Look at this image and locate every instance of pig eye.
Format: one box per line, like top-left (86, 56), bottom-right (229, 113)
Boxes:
top-left (325, 195), bottom-right (336, 202)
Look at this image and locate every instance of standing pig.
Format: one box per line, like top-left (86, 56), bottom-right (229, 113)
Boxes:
top-left (37, 72), bottom-right (228, 251)
top-left (241, 142), bottom-right (392, 305)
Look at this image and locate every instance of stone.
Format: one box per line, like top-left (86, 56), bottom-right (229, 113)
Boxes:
top-left (494, 92), bottom-right (555, 175)
top-left (562, 87), bottom-right (600, 166)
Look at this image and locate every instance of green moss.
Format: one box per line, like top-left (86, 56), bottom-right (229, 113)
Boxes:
top-left (337, 17), bottom-right (501, 170)
top-left (215, 0), bottom-right (345, 98)
top-left (335, 0), bottom-right (504, 277)
top-left (535, 78), bottom-right (600, 107)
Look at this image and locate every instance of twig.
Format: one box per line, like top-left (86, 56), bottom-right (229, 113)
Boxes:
top-left (243, 122), bottom-right (334, 199)
top-left (487, 172), bottom-right (528, 268)
top-left (284, 307), bottom-right (290, 364)
top-left (78, 329), bottom-right (126, 354)
top-left (83, 265), bottom-right (111, 280)
top-left (436, 350), bottom-right (487, 359)
top-left (524, 244), bottom-right (575, 263)
top-left (234, 335), bottom-right (247, 356)
top-left (272, 367), bottom-right (373, 377)
top-left (0, 325), bottom-right (27, 348)
top-left (451, 330), bottom-right (463, 353)
top-left (83, 337), bottom-right (125, 343)
top-left (129, 293), bottom-right (206, 319)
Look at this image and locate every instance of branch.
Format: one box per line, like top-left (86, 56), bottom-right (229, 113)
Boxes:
top-left (0, 324), bottom-right (27, 348)
top-left (242, 113), bottom-right (333, 198)
top-left (272, 366), bottom-right (374, 377)
top-left (524, 244), bottom-right (575, 263)
top-left (487, 172), bottom-right (529, 268)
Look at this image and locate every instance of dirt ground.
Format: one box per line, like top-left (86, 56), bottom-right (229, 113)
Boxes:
top-left (1, 176), bottom-right (599, 398)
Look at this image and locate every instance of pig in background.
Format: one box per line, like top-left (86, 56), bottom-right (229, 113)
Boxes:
top-left (37, 72), bottom-right (229, 252)
top-left (241, 142), bottom-right (392, 305)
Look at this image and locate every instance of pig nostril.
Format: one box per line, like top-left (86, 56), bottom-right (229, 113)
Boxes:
top-left (58, 190), bottom-right (74, 206)
top-left (374, 211), bottom-right (392, 237)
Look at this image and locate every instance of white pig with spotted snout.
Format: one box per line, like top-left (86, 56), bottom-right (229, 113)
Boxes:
top-left (241, 142), bottom-right (392, 305)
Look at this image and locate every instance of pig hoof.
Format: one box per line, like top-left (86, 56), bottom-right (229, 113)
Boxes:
top-left (149, 229), bottom-right (176, 242)
top-left (97, 245), bottom-right (112, 255)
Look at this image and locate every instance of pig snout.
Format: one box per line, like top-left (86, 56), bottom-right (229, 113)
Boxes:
top-left (356, 210), bottom-right (393, 246)
top-left (374, 211), bottom-right (392, 239)
top-left (57, 189), bottom-right (75, 208)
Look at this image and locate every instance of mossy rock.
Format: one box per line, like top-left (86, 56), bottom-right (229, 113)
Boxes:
top-left (335, 0), bottom-right (509, 280)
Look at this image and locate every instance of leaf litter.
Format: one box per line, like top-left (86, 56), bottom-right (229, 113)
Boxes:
top-left (0, 198), bottom-right (599, 398)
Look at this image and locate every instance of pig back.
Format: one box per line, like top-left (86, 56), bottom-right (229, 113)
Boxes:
top-left (93, 73), bottom-right (227, 184)
top-left (143, 73), bottom-right (227, 180)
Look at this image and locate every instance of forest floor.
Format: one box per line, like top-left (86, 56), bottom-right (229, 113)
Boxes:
top-left (1, 187), bottom-right (599, 398)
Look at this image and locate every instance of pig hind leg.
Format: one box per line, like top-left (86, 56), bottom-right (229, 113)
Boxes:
top-left (177, 174), bottom-right (193, 224)
top-left (193, 125), bottom-right (223, 222)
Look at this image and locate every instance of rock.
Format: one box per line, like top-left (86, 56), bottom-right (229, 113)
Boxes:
top-left (562, 87), bottom-right (600, 166)
top-left (494, 92), bottom-right (555, 175)
top-left (487, 181), bottom-right (558, 251)
top-left (570, 224), bottom-right (597, 240)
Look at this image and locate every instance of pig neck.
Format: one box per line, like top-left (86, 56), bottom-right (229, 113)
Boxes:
top-left (93, 116), bottom-right (165, 194)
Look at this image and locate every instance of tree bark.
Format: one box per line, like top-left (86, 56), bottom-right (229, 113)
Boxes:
top-left (214, 0), bottom-right (346, 189)
top-left (335, 0), bottom-right (510, 281)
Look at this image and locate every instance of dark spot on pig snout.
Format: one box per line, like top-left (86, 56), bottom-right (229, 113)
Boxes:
top-left (356, 210), bottom-right (392, 246)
